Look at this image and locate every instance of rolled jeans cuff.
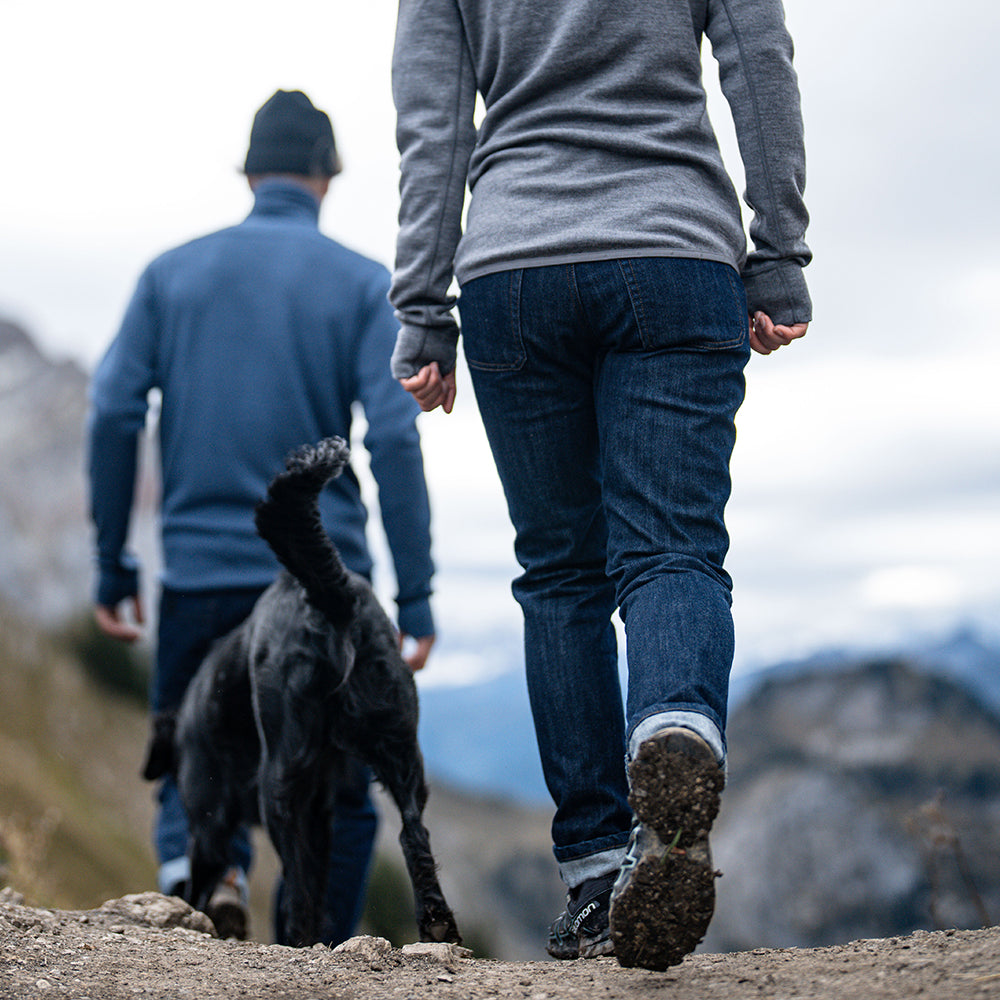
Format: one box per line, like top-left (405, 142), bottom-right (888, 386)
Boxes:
top-left (158, 855), bottom-right (191, 896)
top-left (158, 856), bottom-right (249, 898)
top-left (627, 710), bottom-right (727, 771)
top-left (557, 844), bottom-right (628, 891)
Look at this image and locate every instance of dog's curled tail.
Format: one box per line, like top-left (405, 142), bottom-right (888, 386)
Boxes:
top-left (254, 437), bottom-right (356, 628)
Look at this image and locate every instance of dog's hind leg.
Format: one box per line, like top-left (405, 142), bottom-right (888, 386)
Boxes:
top-left (374, 753), bottom-right (461, 944)
top-left (187, 844), bottom-right (229, 916)
top-left (258, 756), bottom-right (332, 947)
top-left (182, 784), bottom-right (242, 917)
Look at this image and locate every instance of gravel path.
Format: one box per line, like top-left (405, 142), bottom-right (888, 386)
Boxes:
top-left (2, 890), bottom-right (998, 999)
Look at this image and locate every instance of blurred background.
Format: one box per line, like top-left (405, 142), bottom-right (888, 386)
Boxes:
top-left (1, 0), bottom-right (997, 959)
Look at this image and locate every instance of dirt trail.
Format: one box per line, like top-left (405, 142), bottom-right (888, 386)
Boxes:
top-left (1, 890), bottom-right (998, 999)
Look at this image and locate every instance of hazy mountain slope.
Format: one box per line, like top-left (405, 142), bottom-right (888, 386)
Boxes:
top-left (0, 318), bottom-right (159, 626)
top-left (418, 672), bottom-right (549, 805)
top-left (704, 658), bottom-right (1000, 952)
top-left (0, 319), bottom-right (93, 623)
top-left (0, 601), bottom-right (156, 906)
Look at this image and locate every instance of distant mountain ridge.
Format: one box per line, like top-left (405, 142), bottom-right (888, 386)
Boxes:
top-left (730, 627), bottom-right (1000, 717)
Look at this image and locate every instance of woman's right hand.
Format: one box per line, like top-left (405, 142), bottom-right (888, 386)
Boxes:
top-left (750, 312), bottom-right (809, 355)
top-left (400, 362), bottom-right (457, 413)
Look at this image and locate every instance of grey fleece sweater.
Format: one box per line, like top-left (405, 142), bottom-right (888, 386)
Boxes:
top-left (390, 0), bottom-right (812, 377)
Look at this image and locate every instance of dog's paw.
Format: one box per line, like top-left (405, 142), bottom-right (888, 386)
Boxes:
top-left (420, 913), bottom-right (461, 945)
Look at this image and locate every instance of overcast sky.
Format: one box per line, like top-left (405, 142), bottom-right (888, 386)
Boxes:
top-left (2, 0), bottom-right (998, 687)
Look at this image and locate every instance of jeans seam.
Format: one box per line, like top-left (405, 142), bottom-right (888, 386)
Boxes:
top-left (701, 264), bottom-right (746, 350)
top-left (724, 266), bottom-right (750, 345)
top-left (617, 259), bottom-right (649, 350)
top-left (508, 268), bottom-right (525, 370)
top-left (565, 264), bottom-right (583, 333)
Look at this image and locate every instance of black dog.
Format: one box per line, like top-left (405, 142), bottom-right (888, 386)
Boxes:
top-left (143, 437), bottom-right (459, 947)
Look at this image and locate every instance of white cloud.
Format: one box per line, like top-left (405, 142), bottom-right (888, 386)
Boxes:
top-left (860, 566), bottom-right (963, 610)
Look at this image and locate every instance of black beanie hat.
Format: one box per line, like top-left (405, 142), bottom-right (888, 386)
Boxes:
top-left (243, 90), bottom-right (342, 178)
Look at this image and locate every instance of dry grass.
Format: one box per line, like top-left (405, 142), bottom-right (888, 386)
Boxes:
top-left (0, 603), bottom-right (157, 909)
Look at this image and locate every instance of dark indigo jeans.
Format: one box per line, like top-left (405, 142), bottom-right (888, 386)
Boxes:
top-left (154, 585), bottom-right (377, 945)
top-left (458, 258), bottom-right (750, 885)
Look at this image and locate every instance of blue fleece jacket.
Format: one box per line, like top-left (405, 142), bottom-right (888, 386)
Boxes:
top-left (88, 179), bottom-right (434, 639)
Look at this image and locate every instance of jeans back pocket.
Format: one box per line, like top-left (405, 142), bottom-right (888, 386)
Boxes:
top-left (618, 258), bottom-right (748, 353)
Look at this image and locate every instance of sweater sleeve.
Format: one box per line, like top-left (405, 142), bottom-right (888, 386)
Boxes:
top-left (87, 265), bottom-right (158, 607)
top-left (355, 269), bottom-right (436, 639)
top-left (705, 0), bottom-right (812, 323)
top-left (390, 0), bottom-right (479, 378)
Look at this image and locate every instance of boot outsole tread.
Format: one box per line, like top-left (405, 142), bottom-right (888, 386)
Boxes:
top-left (610, 728), bottom-right (724, 971)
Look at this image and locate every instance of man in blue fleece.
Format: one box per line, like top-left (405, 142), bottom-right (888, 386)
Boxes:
top-left (390, 0), bottom-right (810, 971)
top-left (88, 89), bottom-right (436, 944)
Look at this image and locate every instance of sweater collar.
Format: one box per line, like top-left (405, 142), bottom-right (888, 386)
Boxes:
top-left (248, 178), bottom-right (321, 225)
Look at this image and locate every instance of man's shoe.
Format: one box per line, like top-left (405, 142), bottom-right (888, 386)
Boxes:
top-left (546, 871), bottom-right (617, 959)
top-left (609, 727), bottom-right (724, 970)
top-left (204, 868), bottom-right (250, 941)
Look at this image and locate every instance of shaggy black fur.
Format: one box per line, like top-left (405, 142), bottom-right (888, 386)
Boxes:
top-left (142, 437), bottom-right (460, 947)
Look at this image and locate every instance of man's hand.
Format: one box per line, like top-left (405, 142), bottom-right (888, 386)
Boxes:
top-left (750, 311), bottom-right (809, 355)
top-left (400, 633), bottom-right (436, 672)
top-left (94, 597), bottom-right (145, 643)
top-left (400, 362), bottom-right (457, 413)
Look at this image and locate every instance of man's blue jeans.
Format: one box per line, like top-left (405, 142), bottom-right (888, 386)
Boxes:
top-left (153, 585), bottom-right (377, 945)
top-left (457, 258), bottom-right (750, 887)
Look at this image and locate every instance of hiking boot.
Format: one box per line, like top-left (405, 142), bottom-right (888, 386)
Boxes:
top-left (204, 868), bottom-right (250, 941)
top-left (609, 727), bottom-right (724, 970)
top-left (546, 871), bottom-right (617, 959)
